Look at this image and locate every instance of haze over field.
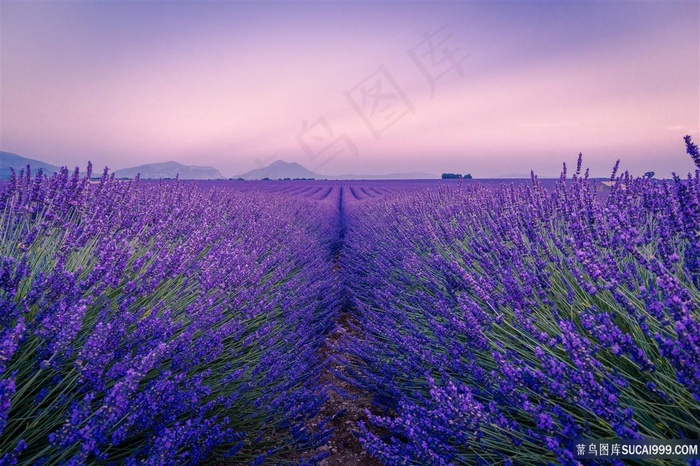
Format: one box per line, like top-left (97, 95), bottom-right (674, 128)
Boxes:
top-left (1, 1), bottom-right (698, 178)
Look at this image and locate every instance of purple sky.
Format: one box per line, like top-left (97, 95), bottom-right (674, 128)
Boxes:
top-left (1, 1), bottom-right (698, 178)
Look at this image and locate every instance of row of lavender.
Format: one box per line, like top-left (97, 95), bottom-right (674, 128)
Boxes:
top-left (341, 154), bottom-right (700, 464)
top-left (0, 167), bottom-right (341, 464)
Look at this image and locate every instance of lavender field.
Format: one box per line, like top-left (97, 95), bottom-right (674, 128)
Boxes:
top-left (1, 146), bottom-right (699, 465)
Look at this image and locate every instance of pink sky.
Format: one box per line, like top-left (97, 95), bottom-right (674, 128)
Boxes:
top-left (1, 1), bottom-right (698, 177)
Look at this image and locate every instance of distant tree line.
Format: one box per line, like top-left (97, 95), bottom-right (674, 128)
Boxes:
top-left (441, 173), bottom-right (472, 179)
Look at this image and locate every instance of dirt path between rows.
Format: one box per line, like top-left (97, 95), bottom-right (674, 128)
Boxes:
top-left (314, 312), bottom-right (381, 466)
top-left (286, 186), bottom-right (383, 465)
top-left (314, 186), bottom-right (381, 465)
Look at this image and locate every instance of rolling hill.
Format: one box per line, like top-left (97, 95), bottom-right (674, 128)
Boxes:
top-left (114, 161), bottom-right (224, 180)
top-left (0, 151), bottom-right (60, 178)
top-left (238, 160), bottom-right (326, 180)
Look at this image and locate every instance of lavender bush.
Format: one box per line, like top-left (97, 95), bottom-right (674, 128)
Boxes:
top-left (341, 152), bottom-right (700, 464)
top-left (0, 167), bottom-right (340, 464)
top-left (1, 138), bottom-right (698, 465)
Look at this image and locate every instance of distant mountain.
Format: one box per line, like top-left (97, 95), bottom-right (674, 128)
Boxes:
top-left (0, 151), bottom-right (60, 179)
top-left (239, 160), bottom-right (438, 180)
top-left (114, 161), bottom-right (224, 180)
top-left (238, 160), bottom-right (326, 180)
top-left (336, 171), bottom-right (438, 180)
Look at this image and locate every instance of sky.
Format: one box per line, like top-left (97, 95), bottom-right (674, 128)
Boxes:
top-left (1, 1), bottom-right (698, 178)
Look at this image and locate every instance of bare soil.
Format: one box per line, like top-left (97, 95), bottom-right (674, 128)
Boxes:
top-left (312, 312), bottom-right (382, 466)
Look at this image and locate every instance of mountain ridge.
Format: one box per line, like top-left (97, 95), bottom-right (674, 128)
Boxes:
top-left (114, 161), bottom-right (224, 179)
top-left (1, 152), bottom-right (441, 180)
top-left (238, 160), bottom-right (327, 179)
top-left (237, 160), bottom-right (438, 180)
top-left (334, 171), bottom-right (437, 180)
top-left (0, 151), bottom-right (61, 178)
